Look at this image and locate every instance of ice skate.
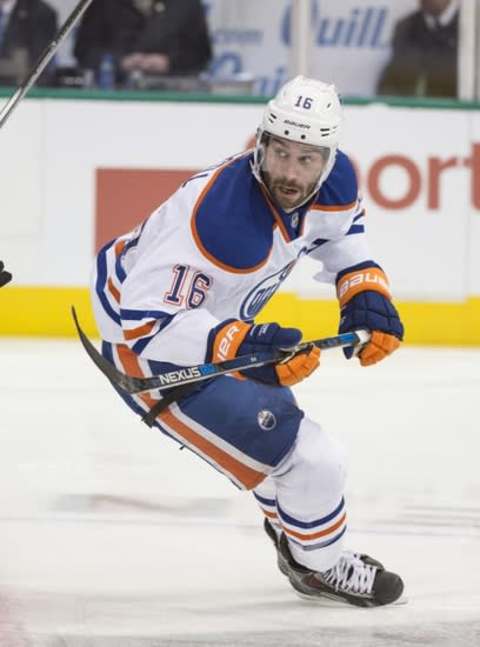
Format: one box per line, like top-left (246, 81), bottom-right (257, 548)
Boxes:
top-left (277, 533), bottom-right (404, 607)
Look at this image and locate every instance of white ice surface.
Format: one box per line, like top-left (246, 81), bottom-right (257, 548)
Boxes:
top-left (0, 339), bottom-right (479, 646)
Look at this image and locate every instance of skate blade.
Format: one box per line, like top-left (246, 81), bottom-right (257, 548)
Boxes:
top-left (294, 591), bottom-right (409, 608)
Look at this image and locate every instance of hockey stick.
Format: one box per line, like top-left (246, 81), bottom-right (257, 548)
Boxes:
top-left (72, 307), bottom-right (370, 395)
top-left (0, 0), bottom-right (94, 130)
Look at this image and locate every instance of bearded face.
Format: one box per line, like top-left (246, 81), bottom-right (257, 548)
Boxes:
top-left (261, 136), bottom-right (328, 211)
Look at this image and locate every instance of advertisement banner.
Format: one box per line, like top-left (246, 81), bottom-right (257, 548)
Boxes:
top-left (51, 0), bottom-right (418, 97)
top-left (205, 0), bottom-right (418, 96)
top-left (0, 97), bottom-right (478, 302)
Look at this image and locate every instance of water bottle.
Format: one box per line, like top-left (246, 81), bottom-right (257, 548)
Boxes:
top-left (98, 53), bottom-right (115, 90)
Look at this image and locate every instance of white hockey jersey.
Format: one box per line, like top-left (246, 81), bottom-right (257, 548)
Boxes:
top-left (91, 150), bottom-right (371, 366)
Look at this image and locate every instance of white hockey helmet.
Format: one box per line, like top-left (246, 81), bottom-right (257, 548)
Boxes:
top-left (253, 76), bottom-right (343, 196)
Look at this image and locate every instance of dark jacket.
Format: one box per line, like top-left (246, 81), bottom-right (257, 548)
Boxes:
top-left (0, 0), bottom-right (58, 86)
top-left (377, 9), bottom-right (458, 98)
top-left (74, 0), bottom-right (212, 77)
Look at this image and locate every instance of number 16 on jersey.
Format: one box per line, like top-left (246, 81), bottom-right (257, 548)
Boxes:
top-left (164, 264), bottom-right (212, 309)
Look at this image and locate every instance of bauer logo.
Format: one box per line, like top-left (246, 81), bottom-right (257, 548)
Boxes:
top-left (240, 261), bottom-right (296, 320)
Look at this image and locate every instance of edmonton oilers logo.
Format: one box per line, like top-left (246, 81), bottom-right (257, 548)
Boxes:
top-left (240, 261), bottom-right (296, 320)
top-left (257, 410), bottom-right (277, 431)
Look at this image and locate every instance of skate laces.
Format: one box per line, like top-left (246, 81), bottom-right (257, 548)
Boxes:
top-left (322, 551), bottom-right (377, 596)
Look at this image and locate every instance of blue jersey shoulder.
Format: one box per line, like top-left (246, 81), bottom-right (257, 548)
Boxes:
top-left (315, 149), bottom-right (358, 209)
top-left (192, 155), bottom-right (274, 272)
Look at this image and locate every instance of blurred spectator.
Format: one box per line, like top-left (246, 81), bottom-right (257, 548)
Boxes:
top-left (377, 0), bottom-right (459, 98)
top-left (74, 0), bottom-right (212, 88)
top-left (0, 0), bottom-right (58, 86)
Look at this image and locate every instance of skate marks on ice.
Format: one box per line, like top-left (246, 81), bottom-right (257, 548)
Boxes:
top-left (368, 504), bottom-right (480, 538)
top-left (356, 502), bottom-right (480, 540)
top-left (52, 493), bottom-right (232, 519)
top-left (1, 589), bottom-right (480, 647)
top-left (1, 341), bottom-right (480, 646)
top-left (1, 520), bottom-right (479, 647)
top-left (2, 630), bottom-right (480, 647)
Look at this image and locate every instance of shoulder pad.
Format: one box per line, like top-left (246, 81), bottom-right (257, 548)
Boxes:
top-left (315, 150), bottom-right (358, 212)
top-left (191, 156), bottom-right (274, 273)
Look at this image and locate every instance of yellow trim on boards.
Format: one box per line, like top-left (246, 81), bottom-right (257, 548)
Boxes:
top-left (261, 294), bottom-right (480, 347)
top-left (0, 287), bottom-right (98, 337)
top-left (1, 287), bottom-right (480, 346)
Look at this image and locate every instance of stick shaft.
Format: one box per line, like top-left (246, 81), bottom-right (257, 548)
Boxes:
top-left (138, 330), bottom-right (371, 393)
top-left (72, 307), bottom-right (370, 395)
top-left (0, 0), bottom-right (94, 129)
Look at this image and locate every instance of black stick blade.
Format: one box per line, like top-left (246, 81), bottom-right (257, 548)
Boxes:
top-left (71, 306), bottom-right (149, 393)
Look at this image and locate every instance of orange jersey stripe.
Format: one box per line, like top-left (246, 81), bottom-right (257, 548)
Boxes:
top-left (115, 239), bottom-right (126, 256)
top-left (107, 277), bottom-right (120, 303)
top-left (123, 320), bottom-right (156, 341)
top-left (116, 344), bottom-right (266, 490)
top-left (160, 408), bottom-right (265, 489)
top-left (310, 200), bottom-right (357, 213)
top-left (283, 512), bottom-right (347, 542)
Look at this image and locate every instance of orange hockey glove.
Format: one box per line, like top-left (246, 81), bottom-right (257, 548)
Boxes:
top-left (276, 345), bottom-right (321, 386)
top-left (208, 320), bottom-right (320, 386)
top-left (336, 262), bottom-right (404, 367)
top-left (357, 330), bottom-right (401, 367)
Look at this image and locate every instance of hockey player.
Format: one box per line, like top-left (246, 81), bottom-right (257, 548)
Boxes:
top-left (0, 261), bottom-right (12, 287)
top-left (91, 76), bottom-right (404, 606)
